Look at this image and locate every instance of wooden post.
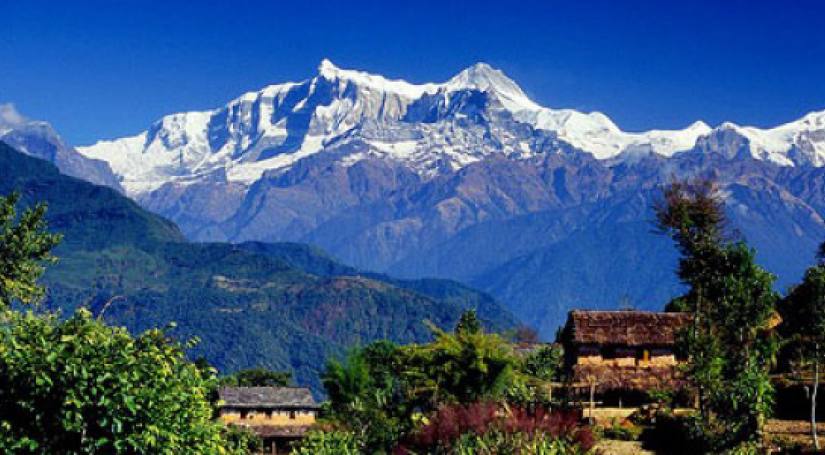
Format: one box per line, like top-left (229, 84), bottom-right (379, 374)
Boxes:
top-left (589, 380), bottom-right (596, 425)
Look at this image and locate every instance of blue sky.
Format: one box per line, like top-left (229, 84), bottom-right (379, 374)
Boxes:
top-left (2, 0), bottom-right (825, 145)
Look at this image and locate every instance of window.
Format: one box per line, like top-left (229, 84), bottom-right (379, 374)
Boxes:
top-left (240, 410), bottom-right (248, 419)
top-left (289, 410), bottom-right (296, 420)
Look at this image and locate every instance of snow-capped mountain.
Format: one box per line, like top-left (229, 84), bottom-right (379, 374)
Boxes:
top-left (65, 61), bottom-right (825, 335)
top-left (79, 60), bottom-right (825, 197)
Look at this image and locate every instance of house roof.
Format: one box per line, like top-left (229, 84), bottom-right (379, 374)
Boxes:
top-left (218, 387), bottom-right (319, 409)
top-left (565, 310), bottom-right (691, 347)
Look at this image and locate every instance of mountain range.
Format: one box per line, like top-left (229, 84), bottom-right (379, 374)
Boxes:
top-left (9, 60), bottom-right (825, 336)
top-left (0, 141), bottom-right (516, 392)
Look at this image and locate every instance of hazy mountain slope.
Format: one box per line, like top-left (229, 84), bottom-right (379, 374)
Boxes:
top-left (0, 141), bottom-right (517, 392)
top-left (0, 104), bottom-right (122, 191)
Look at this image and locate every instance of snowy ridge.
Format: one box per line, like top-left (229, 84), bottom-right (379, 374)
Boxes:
top-left (77, 60), bottom-right (825, 196)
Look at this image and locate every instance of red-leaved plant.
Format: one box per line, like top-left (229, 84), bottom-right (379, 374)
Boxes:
top-left (396, 402), bottom-right (593, 453)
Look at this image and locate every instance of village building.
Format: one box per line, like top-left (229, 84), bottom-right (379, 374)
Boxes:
top-left (218, 386), bottom-right (320, 455)
top-left (561, 310), bottom-right (692, 404)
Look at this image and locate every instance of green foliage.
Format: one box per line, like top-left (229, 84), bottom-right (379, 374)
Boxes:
top-left (600, 421), bottom-right (642, 441)
top-left (219, 368), bottom-right (292, 387)
top-left (0, 308), bottom-right (242, 454)
top-left (521, 344), bottom-right (563, 382)
top-left (322, 341), bottom-right (409, 453)
top-left (504, 344), bottom-right (563, 406)
top-left (455, 309), bottom-right (481, 335)
top-left (778, 247), bottom-right (825, 450)
top-left (290, 430), bottom-right (361, 455)
top-left (0, 192), bottom-right (61, 308)
top-left (646, 389), bottom-right (673, 405)
top-left (399, 323), bottom-right (516, 406)
top-left (656, 178), bottom-right (778, 450)
top-left (679, 242), bottom-right (778, 447)
top-left (222, 424), bottom-right (263, 454)
top-left (449, 430), bottom-right (591, 455)
top-left (321, 324), bottom-right (527, 453)
top-left (780, 263), bottom-right (825, 358)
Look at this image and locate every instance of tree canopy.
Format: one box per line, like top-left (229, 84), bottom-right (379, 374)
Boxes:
top-left (655, 178), bottom-right (778, 451)
top-left (0, 309), bottom-right (241, 454)
top-left (0, 192), bottom-right (61, 308)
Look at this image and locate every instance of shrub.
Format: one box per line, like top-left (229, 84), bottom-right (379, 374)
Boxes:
top-left (601, 420), bottom-right (642, 441)
top-left (223, 425), bottom-right (263, 454)
top-left (399, 402), bottom-right (593, 454)
top-left (0, 309), bottom-right (239, 454)
top-left (290, 430), bottom-right (361, 455)
top-left (451, 430), bottom-right (591, 454)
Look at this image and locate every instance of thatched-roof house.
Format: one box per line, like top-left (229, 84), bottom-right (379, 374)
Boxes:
top-left (561, 310), bottom-right (691, 396)
top-left (218, 387), bottom-right (319, 454)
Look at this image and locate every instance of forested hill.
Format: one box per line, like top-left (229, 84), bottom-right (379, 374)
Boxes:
top-left (0, 141), bottom-right (517, 392)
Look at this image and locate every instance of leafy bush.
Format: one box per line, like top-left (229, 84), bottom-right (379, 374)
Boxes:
top-left (0, 309), bottom-right (240, 454)
top-left (399, 402), bottom-right (593, 454)
top-left (722, 441), bottom-right (765, 455)
top-left (601, 420), bottom-right (642, 441)
top-left (450, 430), bottom-right (591, 454)
top-left (223, 424), bottom-right (263, 453)
top-left (290, 430), bottom-right (360, 455)
top-left (520, 345), bottom-right (563, 382)
top-left (321, 318), bottom-right (524, 452)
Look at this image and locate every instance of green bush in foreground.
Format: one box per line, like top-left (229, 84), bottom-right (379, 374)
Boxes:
top-left (290, 430), bottom-right (360, 455)
top-left (450, 431), bottom-right (592, 455)
top-left (0, 309), bottom-right (241, 454)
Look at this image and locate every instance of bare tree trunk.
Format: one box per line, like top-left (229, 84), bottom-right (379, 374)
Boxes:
top-left (813, 344), bottom-right (820, 450)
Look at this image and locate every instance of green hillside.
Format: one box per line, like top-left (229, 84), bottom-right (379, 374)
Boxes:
top-left (0, 141), bottom-right (518, 392)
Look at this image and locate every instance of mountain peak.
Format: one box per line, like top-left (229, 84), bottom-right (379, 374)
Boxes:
top-left (445, 63), bottom-right (539, 111)
top-left (317, 58), bottom-right (341, 78)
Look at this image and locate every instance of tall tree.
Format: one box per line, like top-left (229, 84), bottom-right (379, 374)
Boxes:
top-left (455, 309), bottom-right (482, 335)
top-left (779, 242), bottom-right (825, 450)
top-left (655, 178), bottom-right (778, 450)
top-left (0, 192), bottom-right (61, 308)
